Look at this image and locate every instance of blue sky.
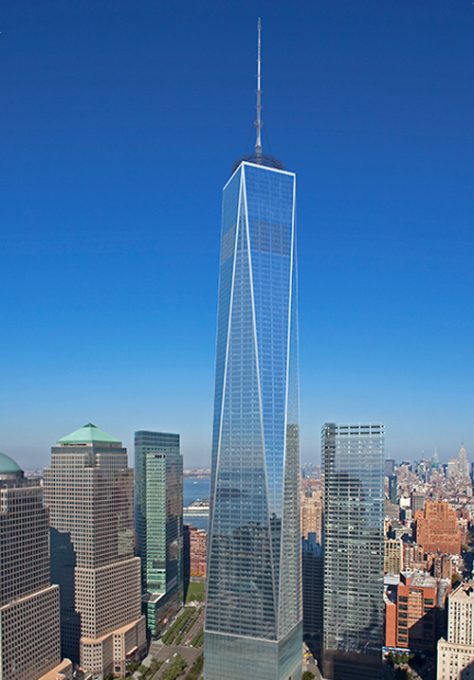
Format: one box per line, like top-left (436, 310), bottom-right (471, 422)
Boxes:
top-left (1, 0), bottom-right (473, 469)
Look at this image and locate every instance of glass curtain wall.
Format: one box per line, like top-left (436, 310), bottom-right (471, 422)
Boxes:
top-left (205, 161), bottom-right (302, 680)
top-left (322, 423), bottom-right (385, 680)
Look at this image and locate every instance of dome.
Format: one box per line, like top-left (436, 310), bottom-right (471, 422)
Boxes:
top-left (0, 452), bottom-right (23, 475)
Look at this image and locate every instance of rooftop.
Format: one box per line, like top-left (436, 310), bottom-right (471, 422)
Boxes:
top-left (232, 153), bottom-right (284, 173)
top-left (0, 452), bottom-right (23, 475)
top-left (451, 582), bottom-right (474, 600)
top-left (401, 570), bottom-right (438, 589)
top-left (58, 422), bottom-right (120, 445)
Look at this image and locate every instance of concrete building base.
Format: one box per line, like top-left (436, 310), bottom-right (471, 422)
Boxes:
top-left (38, 659), bottom-right (73, 680)
top-left (80, 615), bottom-right (147, 677)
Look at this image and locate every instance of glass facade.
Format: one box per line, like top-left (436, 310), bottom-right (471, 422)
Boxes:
top-left (135, 431), bottom-right (183, 637)
top-left (205, 160), bottom-right (302, 680)
top-left (322, 423), bottom-right (385, 680)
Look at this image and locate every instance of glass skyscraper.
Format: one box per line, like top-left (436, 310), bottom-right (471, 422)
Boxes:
top-left (322, 423), bottom-right (385, 680)
top-left (204, 136), bottom-right (302, 679)
top-left (135, 431), bottom-right (183, 637)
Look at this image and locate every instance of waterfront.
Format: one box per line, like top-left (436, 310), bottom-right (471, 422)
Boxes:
top-left (184, 476), bottom-right (210, 530)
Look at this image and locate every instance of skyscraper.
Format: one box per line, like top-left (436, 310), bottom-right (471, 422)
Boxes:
top-left (204, 20), bottom-right (302, 680)
top-left (0, 452), bottom-right (72, 680)
top-left (44, 423), bottom-right (146, 678)
top-left (322, 423), bottom-right (384, 680)
top-left (302, 532), bottom-right (323, 658)
top-left (388, 473), bottom-right (397, 503)
top-left (458, 445), bottom-right (470, 478)
top-left (135, 430), bottom-right (183, 637)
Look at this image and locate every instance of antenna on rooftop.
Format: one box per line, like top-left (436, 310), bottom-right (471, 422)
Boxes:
top-left (255, 18), bottom-right (263, 157)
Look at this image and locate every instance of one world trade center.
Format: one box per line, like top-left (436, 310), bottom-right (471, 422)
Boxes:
top-left (204, 20), bottom-right (302, 680)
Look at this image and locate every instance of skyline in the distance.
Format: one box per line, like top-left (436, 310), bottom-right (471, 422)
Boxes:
top-left (1, 0), bottom-right (473, 469)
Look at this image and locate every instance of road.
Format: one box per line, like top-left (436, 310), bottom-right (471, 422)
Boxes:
top-left (149, 607), bottom-right (205, 679)
top-left (151, 645), bottom-right (200, 679)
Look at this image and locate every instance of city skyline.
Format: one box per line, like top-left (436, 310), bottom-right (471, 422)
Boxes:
top-left (2, 0), bottom-right (474, 468)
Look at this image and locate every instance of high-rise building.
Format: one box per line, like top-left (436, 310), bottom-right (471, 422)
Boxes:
top-left (447, 458), bottom-right (460, 478)
top-left (410, 492), bottom-right (425, 514)
top-left (0, 452), bottom-right (72, 680)
top-left (388, 474), bottom-right (398, 503)
top-left (186, 525), bottom-right (207, 578)
top-left (44, 424), bottom-right (146, 678)
top-left (458, 445), bottom-right (470, 478)
top-left (204, 21), bottom-right (302, 680)
top-left (384, 538), bottom-right (403, 575)
top-left (301, 487), bottom-right (323, 541)
top-left (432, 554), bottom-right (457, 580)
top-left (384, 459), bottom-right (395, 477)
top-left (135, 430), bottom-right (183, 637)
top-left (385, 572), bottom-right (439, 651)
top-left (302, 533), bottom-right (323, 658)
top-left (322, 423), bottom-right (385, 680)
top-left (437, 582), bottom-right (474, 679)
top-left (415, 501), bottom-right (461, 555)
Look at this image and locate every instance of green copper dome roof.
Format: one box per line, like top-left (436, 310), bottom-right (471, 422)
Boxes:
top-left (57, 423), bottom-right (120, 445)
top-left (0, 452), bottom-right (23, 474)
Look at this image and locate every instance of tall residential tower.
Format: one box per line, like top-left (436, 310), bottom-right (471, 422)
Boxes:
top-left (135, 430), bottom-right (183, 636)
top-left (204, 20), bottom-right (302, 680)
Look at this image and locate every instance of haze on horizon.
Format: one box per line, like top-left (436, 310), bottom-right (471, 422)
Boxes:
top-left (1, 0), bottom-right (473, 470)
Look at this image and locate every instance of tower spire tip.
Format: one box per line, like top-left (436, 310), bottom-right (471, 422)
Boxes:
top-left (255, 17), bottom-right (263, 157)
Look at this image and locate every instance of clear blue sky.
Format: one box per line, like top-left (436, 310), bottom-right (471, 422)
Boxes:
top-left (1, 0), bottom-right (473, 469)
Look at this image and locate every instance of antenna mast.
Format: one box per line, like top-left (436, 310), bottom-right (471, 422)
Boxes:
top-left (255, 17), bottom-right (263, 157)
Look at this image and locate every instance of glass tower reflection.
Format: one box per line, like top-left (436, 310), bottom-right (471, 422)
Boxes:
top-left (322, 423), bottom-right (385, 680)
top-left (204, 159), bottom-right (302, 680)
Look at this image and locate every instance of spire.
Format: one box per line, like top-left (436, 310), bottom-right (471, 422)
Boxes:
top-left (255, 17), bottom-right (263, 157)
top-left (231, 19), bottom-right (284, 172)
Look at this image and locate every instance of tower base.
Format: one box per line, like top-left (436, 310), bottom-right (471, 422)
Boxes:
top-left (204, 621), bottom-right (302, 680)
top-left (322, 649), bottom-right (383, 680)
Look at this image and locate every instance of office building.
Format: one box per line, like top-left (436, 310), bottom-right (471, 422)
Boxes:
top-left (302, 533), bottom-right (323, 657)
top-left (433, 553), bottom-right (457, 580)
top-left (135, 430), bottom-right (183, 637)
top-left (411, 492), bottom-right (425, 514)
top-left (385, 572), bottom-right (438, 651)
top-left (301, 487), bottom-right (323, 541)
top-left (447, 458), bottom-right (459, 478)
top-left (384, 538), bottom-right (403, 575)
top-left (205, 21), bottom-right (302, 680)
top-left (415, 500), bottom-right (461, 555)
top-left (437, 582), bottom-right (474, 680)
top-left (458, 445), bottom-right (470, 478)
top-left (187, 525), bottom-right (207, 578)
top-left (384, 459), bottom-right (395, 477)
top-left (322, 423), bottom-right (384, 680)
top-left (44, 424), bottom-right (146, 678)
top-left (0, 452), bottom-right (72, 680)
top-left (388, 474), bottom-right (397, 503)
